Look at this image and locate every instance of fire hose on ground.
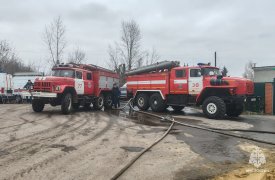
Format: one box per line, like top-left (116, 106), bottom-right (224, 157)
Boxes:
top-left (110, 99), bottom-right (275, 180)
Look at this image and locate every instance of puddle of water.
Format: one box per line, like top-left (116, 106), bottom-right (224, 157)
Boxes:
top-left (175, 127), bottom-right (247, 163)
top-left (107, 109), bottom-right (166, 127)
top-left (120, 146), bottom-right (144, 152)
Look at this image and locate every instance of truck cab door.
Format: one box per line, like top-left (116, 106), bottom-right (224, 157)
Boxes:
top-left (83, 72), bottom-right (94, 95)
top-left (170, 68), bottom-right (188, 94)
top-left (188, 68), bottom-right (203, 95)
top-left (75, 71), bottom-right (84, 95)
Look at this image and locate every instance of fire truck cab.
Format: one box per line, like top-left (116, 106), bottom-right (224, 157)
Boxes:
top-left (126, 61), bottom-right (255, 119)
top-left (32, 63), bottom-right (119, 114)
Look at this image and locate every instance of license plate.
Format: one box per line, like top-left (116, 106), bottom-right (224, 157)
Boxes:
top-left (251, 98), bottom-right (256, 102)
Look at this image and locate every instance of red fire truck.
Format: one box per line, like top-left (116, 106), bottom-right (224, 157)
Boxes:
top-left (126, 61), bottom-right (255, 119)
top-left (31, 63), bottom-right (119, 114)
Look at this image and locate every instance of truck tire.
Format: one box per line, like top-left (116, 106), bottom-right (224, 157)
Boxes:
top-left (172, 106), bottom-right (184, 112)
top-left (226, 104), bottom-right (243, 117)
top-left (32, 99), bottom-right (45, 112)
top-left (104, 93), bottom-right (112, 109)
top-left (149, 93), bottom-right (166, 112)
top-left (202, 96), bottom-right (226, 119)
top-left (136, 93), bottom-right (149, 110)
top-left (61, 93), bottom-right (73, 114)
top-left (94, 95), bottom-right (104, 110)
top-left (15, 95), bottom-right (22, 104)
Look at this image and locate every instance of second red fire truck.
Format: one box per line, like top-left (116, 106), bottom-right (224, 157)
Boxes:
top-left (126, 61), bottom-right (255, 119)
top-left (31, 63), bottom-right (119, 114)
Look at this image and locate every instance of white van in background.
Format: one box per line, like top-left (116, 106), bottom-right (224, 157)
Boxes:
top-left (13, 72), bottom-right (43, 102)
top-left (0, 73), bottom-right (14, 103)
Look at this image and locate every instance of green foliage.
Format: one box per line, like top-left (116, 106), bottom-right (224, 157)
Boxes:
top-left (221, 66), bottom-right (228, 76)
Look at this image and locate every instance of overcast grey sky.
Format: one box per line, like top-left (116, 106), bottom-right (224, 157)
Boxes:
top-left (0, 0), bottom-right (274, 76)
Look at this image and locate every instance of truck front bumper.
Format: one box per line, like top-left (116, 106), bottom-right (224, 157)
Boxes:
top-left (32, 92), bottom-right (57, 98)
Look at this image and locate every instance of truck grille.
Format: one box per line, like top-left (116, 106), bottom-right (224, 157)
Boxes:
top-left (34, 82), bottom-right (52, 92)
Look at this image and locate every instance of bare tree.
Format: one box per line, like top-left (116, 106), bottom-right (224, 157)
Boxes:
top-left (108, 43), bottom-right (121, 73)
top-left (243, 61), bottom-right (255, 80)
top-left (44, 16), bottom-right (66, 66)
top-left (28, 59), bottom-right (46, 73)
top-left (0, 40), bottom-right (11, 66)
top-left (144, 47), bottom-right (160, 66)
top-left (136, 58), bottom-right (143, 68)
top-left (68, 47), bottom-right (86, 64)
top-left (0, 40), bottom-right (33, 74)
top-left (120, 20), bottom-right (142, 70)
top-left (108, 20), bottom-right (160, 85)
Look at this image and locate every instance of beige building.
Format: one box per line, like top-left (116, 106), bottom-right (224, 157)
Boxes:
top-left (253, 66), bottom-right (275, 83)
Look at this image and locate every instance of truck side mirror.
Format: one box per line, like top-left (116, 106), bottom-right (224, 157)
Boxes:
top-left (217, 75), bottom-right (223, 79)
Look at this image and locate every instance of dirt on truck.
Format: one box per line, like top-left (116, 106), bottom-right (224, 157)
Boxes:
top-left (31, 63), bottom-right (119, 114)
top-left (126, 61), bottom-right (256, 119)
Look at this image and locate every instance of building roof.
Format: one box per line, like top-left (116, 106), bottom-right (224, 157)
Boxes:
top-left (253, 66), bottom-right (275, 71)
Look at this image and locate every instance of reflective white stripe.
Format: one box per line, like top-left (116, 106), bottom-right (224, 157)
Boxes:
top-left (174, 79), bottom-right (187, 84)
top-left (32, 92), bottom-right (57, 98)
top-left (127, 80), bottom-right (166, 85)
top-left (138, 81), bottom-right (150, 84)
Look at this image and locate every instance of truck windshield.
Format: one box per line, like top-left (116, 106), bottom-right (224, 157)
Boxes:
top-left (201, 68), bottom-right (221, 76)
top-left (52, 70), bottom-right (75, 78)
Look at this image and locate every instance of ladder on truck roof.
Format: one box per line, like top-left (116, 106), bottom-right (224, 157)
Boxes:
top-left (55, 63), bottom-right (116, 74)
top-left (125, 61), bottom-right (180, 76)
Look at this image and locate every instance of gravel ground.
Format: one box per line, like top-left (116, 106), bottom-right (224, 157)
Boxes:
top-left (0, 104), bottom-right (198, 180)
top-left (0, 104), bottom-right (274, 180)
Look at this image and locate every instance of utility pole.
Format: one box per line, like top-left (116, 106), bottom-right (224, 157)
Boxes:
top-left (214, 51), bottom-right (217, 67)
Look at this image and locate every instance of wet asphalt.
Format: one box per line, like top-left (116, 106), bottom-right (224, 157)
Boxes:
top-left (109, 102), bottom-right (275, 165)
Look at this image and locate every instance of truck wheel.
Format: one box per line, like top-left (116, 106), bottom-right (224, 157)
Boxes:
top-left (61, 93), bottom-right (73, 114)
top-left (32, 99), bottom-right (45, 112)
top-left (226, 104), bottom-right (243, 117)
top-left (172, 106), bottom-right (184, 112)
top-left (104, 94), bottom-right (112, 109)
top-left (136, 93), bottom-right (149, 110)
top-left (15, 95), bottom-right (22, 104)
top-left (149, 93), bottom-right (166, 112)
top-left (94, 95), bottom-right (104, 110)
top-left (202, 96), bottom-right (226, 119)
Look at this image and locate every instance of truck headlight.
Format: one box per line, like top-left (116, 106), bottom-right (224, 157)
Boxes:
top-left (55, 86), bottom-right (61, 91)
